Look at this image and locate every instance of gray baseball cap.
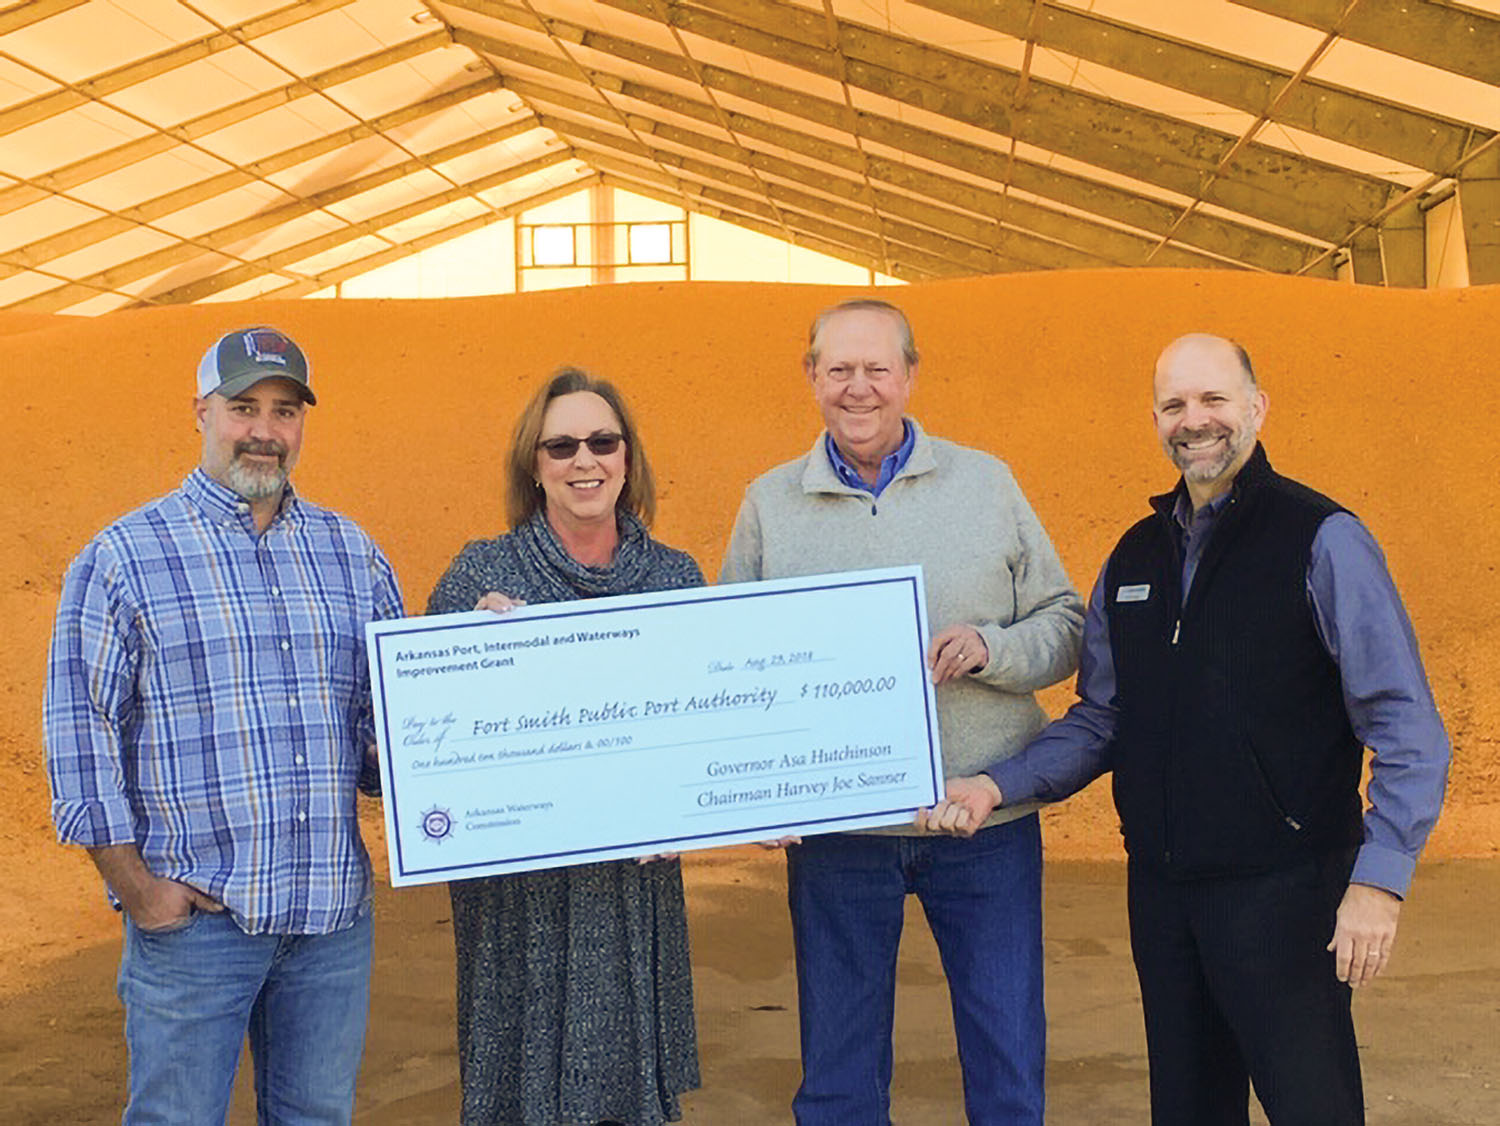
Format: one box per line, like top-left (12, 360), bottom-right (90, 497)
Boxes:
top-left (196, 326), bottom-right (316, 404)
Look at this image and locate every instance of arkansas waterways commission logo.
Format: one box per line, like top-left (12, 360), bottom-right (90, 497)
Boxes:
top-left (419, 805), bottom-right (455, 843)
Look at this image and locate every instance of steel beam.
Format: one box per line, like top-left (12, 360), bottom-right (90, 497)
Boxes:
top-left (11, 148), bottom-right (571, 312)
top-left (561, 134), bottom-right (1043, 275)
top-left (1228, 0), bottom-right (1500, 85)
top-left (1458, 146), bottom-right (1500, 286)
top-left (462, 26), bottom-right (1331, 274)
top-left (603, 171), bottom-right (939, 281)
top-left (912, 0), bottom-right (1484, 175)
top-left (1379, 192), bottom-right (1425, 288)
top-left (520, 74), bottom-right (1234, 271)
top-left (550, 114), bottom-right (1116, 271)
top-left (0, 0), bottom-right (89, 36)
top-left (0, 0), bottom-right (358, 137)
top-left (588, 0), bottom-right (1391, 241)
top-left (1349, 228), bottom-right (1383, 285)
top-left (246, 178), bottom-right (594, 300)
top-left (585, 148), bottom-right (972, 277)
top-left (0, 32), bottom-right (451, 218)
top-left (0, 84), bottom-right (521, 277)
top-left (600, 171), bottom-right (930, 280)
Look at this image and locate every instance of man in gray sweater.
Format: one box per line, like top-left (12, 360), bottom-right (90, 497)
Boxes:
top-left (720, 298), bottom-right (1083, 1126)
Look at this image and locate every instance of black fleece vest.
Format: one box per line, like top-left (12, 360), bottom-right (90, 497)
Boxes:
top-left (1104, 446), bottom-right (1364, 878)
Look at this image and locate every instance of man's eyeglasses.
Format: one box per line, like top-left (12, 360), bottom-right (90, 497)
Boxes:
top-left (537, 432), bottom-right (624, 460)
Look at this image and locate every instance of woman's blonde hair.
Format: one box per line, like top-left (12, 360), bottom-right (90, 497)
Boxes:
top-left (503, 367), bottom-right (657, 529)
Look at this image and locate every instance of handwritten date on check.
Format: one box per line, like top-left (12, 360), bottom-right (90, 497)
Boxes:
top-left (367, 567), bottom-right (944, 886)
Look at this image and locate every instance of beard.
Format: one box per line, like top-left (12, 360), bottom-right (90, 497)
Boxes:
top-left (223, 440), bottom-right (289, 500)
top-left (1167, 423), bottom-right (1253, 483)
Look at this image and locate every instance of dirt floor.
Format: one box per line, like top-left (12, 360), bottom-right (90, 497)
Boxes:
top-left (3, 843), bottom-right (1497, 1124)
top-left (2, 271), bottom-right (1497, 1121)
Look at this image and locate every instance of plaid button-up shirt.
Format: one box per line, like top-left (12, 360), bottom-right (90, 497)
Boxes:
top-left (45, 469), bottom-right (404, 934)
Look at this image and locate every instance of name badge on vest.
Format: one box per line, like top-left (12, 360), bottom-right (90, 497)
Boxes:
top-left (1116, 583), bottom-right (1151, 603)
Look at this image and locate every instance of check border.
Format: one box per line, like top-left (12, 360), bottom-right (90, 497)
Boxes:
top-left (373, 570), bottom-right (941, 881)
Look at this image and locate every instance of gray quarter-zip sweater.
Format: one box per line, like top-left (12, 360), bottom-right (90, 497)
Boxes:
top-left (720, 420), bottom-right (1084, 834)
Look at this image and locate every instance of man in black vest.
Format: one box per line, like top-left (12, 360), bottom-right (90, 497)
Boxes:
top-left (917, 333), bottom-right (1449, 1125)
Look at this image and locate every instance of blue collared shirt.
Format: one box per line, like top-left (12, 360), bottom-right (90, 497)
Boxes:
top-left (1172, 489), bottom-right (1232, 600)
top-left (825, 420), bottom-right (916, 497)
top-left (45, 469), bottom-right (404, 935)
top-left (990, 503), bottom-right (1449, 898)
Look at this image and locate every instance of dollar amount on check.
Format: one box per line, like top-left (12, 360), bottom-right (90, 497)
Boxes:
top-left (367, 565), bottom-right (944, 886)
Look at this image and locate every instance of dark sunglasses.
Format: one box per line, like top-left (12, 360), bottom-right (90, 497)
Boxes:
top-left (536, 432), bottom-right (624, 460)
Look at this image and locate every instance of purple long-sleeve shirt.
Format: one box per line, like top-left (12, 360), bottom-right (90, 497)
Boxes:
top-left (988, 496), bottom-right (1449, 898)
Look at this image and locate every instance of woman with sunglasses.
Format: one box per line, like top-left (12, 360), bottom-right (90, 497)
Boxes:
top-left (426, 368), bottom-right (703, 1126)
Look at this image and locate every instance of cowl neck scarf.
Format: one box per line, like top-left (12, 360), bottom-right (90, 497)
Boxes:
top-left (511, 507), bottom-right (656, 602)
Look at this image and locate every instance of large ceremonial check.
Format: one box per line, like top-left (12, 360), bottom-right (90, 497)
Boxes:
top-left (368, 566), bottom-right (943, 886)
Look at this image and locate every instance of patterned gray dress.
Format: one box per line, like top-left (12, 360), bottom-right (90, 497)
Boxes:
top-left (427, 510), bottom-right (703, 1126)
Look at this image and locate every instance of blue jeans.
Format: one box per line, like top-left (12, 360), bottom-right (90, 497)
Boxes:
top-left (786, 817), bottom-right (1045, 1126)
top-left (116, 908), bottom-right (372, 1125)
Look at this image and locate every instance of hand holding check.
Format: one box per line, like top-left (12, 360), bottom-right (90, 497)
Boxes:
top-left (915, 774), bottom-right (1003, 837)
top-left (927, 625), bottom-right (987, 684)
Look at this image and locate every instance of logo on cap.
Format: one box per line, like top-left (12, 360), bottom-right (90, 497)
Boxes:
top-left (196, 324), bottom-right (315, 404)
top-left (242, 328), bottom-right (294, 367)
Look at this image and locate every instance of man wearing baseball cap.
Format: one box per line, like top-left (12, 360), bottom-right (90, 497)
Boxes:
top-left (45, 326), bottom-right (404, 1123)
